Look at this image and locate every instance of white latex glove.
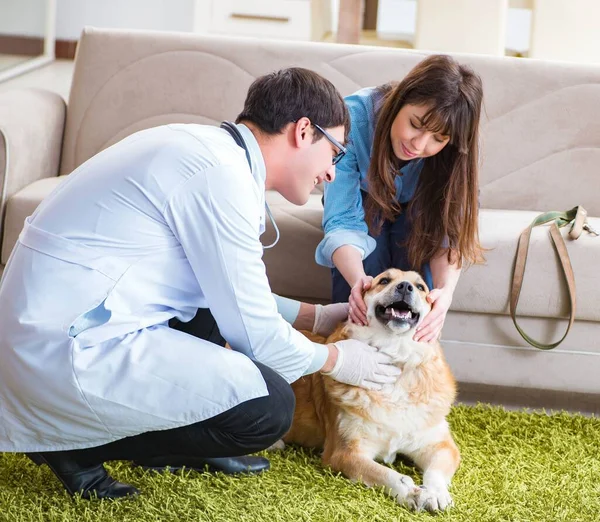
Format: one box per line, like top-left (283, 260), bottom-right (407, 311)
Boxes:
top-left (322, 339), bottom-right (401, 390)
top-left (312, 303), bottom-right (350, 337)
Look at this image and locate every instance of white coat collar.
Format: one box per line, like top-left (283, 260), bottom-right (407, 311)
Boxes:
top-left (236, 123), bottom-right (267, 191)
top-left (233, 123), bottom-right (277, 242)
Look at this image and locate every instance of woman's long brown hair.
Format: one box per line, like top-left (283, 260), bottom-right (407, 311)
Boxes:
top-left (364, 54), bottom-right (484, 269)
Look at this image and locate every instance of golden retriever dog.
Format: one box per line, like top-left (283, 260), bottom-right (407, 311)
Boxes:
top-left (277, 268), bottom-right (460, 512)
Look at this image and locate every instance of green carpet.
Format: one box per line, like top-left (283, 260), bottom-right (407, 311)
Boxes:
top-left (1, 404), bottom-right (599, 522)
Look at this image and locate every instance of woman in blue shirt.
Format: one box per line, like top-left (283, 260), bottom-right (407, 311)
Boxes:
top-left (316, 55), bottom-right (484, 343)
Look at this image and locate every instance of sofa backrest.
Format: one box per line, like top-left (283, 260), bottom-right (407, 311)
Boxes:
top-left (61, 27), bottom-right (600, 215)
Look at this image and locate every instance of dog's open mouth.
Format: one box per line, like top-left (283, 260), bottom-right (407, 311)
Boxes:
top-left (375, 300), bottom-right (420, 327)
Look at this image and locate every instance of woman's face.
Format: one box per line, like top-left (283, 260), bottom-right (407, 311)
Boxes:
top-left (390, 103), bottom-right (451, 161)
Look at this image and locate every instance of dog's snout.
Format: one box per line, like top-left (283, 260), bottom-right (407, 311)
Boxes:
top-left (396, 281), bottom-right (413, 294)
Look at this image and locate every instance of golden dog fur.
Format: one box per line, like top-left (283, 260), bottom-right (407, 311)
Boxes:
top-left (279, 268), bottom-right (460, 512)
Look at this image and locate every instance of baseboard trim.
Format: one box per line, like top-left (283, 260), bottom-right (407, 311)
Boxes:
top-left (458, 381), bottom-right (600, 416)
top-left (55, 39), bottom-right (78, 60)
top-left (443, 341), bottom-right (600, 398)
top-left (0, 34), bottom-right (77, 60)
top-left (0, 34), bottom-right (43, 56)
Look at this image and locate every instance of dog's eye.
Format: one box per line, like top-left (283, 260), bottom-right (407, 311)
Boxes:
top-left (378, 277), bottom-right (390, 285)
top-left (416, 284), bottom-right (426, 291)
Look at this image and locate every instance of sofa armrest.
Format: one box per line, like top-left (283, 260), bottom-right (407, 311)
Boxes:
top-left (0, 88), bottom-right (66, 249)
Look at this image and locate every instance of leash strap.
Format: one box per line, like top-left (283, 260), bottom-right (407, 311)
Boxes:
top-left (510, 206), bottom-right (598, 350)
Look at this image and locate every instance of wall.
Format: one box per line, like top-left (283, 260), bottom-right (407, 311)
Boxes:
top-left (377, 0), bottom-right (531, 54)
top-left (0, 0), bottom-right (195, 39)
top-left (328, 0), bottom-right (531, 54)
top-left (0, 0), bottom-right (531, 53)
top-left (56, 0), bottom-right (195, 40)
top-left (0, 0), bottom-right (47, 36)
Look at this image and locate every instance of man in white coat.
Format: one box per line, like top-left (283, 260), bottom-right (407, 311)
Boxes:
top-left (0, 68), bottom-right (400, 499)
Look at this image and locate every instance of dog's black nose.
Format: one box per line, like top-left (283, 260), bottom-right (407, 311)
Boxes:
top-left (397, 281), bottom-right (413, 293)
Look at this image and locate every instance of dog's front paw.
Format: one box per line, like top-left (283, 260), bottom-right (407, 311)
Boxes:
top-left (390, 475), bottom-right (421, 509)
top-left (266, 440), bottom-right (286, 452)
top-left (409, 485), bottom-right (453, 512)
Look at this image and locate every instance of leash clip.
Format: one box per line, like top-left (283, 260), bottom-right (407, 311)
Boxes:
top-left (583, 222), bottom-right (599, 236)
top-left (569, 206), bottom-right (589, 239)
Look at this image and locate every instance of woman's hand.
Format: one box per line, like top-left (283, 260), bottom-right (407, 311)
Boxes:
top-left (413, 287), bottom-right (453, 343)
top-left (349, 275), bottom-right (373, 326)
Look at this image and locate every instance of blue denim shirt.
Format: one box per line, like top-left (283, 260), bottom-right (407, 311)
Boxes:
top-left (315, 87), bottom-right (423, 268)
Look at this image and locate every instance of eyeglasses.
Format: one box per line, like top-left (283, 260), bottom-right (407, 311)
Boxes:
top-left (312, 123), bottom-right (347, 166)
top-left (292, 120), bottom-right (347, 166)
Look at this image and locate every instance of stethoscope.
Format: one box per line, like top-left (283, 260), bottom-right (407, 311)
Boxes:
top-left (220, 121), bottom-right (280, 249)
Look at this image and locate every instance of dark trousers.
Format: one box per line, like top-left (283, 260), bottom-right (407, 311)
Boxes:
top-left (56, 309), bottom-right (295, 467)
top-left (331, 210), bottom-right (434, 303)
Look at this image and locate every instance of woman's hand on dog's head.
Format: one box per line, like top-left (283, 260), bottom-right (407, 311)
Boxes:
top-left (413, 287), bottom-right (453, 343)
top-left (349, 275), bottom-right (373, 326)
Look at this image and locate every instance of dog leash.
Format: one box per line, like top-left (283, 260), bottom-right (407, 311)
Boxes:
top-left (510, 206), bottom-right (598, 350)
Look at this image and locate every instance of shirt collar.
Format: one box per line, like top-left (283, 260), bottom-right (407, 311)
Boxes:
top-left (236, 123), bottom-right (267, 189)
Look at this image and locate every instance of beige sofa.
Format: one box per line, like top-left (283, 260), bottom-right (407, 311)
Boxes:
top-left (1, 27), bottom-right (599, 410)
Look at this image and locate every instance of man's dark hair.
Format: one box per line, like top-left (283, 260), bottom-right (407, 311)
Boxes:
top-left (236, 67), bottom-right (350, 142)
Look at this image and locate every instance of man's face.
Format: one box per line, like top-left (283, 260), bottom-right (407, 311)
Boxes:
top-left (281, 125), bottom-right (345, 206)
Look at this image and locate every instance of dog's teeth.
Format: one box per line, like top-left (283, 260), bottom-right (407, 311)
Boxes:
top-left (387, 307), bottom-right (414, 320)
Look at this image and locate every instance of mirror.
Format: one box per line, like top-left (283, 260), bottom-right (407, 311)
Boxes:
top-left (0, 0), bottom-right (56, 82)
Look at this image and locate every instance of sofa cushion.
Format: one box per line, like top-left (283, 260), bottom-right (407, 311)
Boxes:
top-left (264, 203), bottom-right (600, 321)
top-left (263, 190), bottom-right (331, 303)
top-left (4, 178), bottom-right (597, 324)
top-left (0, 89), bottom-right (65, 258)
top-left (453, 209), bottom-right (600, 321)
top-left (1, 176), bottom-right (66, 264)
top-left (1, 177), bottom-right (326, 269)
top-left (59, 28), bottom-right (600, 221)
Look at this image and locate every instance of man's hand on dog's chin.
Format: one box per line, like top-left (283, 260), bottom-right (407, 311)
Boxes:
top-left (320, 339), bottom-right (401, 390)
top-left (413, 287), bottom-right (453, 343)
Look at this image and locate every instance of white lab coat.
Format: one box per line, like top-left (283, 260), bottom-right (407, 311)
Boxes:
top-left (0, 124), bottom-right (319, 452)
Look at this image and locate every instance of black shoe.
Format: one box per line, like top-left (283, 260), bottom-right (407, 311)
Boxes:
top-left (26, 452), bottom-right (140, 500)
top-left (135, 455), bottom-right (270, 475)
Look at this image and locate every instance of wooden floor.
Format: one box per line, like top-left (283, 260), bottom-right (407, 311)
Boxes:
top-left (0, 58), bottom-right (74, 100)
top-left (0, 54), bottom-right (32, 71)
